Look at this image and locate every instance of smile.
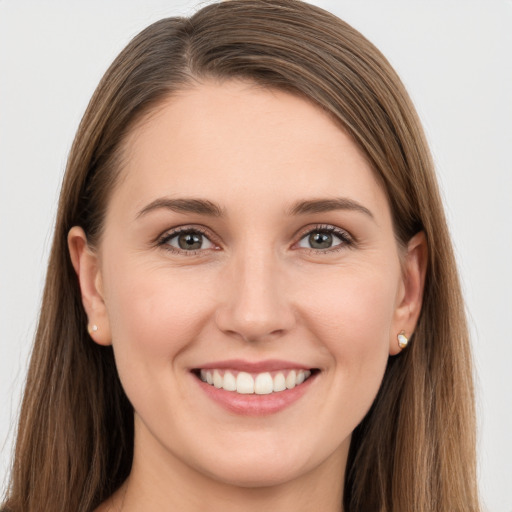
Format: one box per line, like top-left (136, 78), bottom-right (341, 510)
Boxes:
top-left (198, 369), bottom-right (313, 394)
top-left (192, 360), bottom-right (319, 415)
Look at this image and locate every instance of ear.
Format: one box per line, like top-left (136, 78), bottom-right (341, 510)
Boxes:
top-left (68, 226), bottom-right (112, 346)
top-left (389, 231), bottom-right (428, 355)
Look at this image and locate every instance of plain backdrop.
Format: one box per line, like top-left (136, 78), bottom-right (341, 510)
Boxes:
top-left (1, 1), bottom-right (511, 510)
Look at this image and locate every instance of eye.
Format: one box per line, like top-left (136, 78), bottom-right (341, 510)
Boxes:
top-left (160, 229), bottom-right (215, 252)
top-left (297, 226), bottom-right (352, 251)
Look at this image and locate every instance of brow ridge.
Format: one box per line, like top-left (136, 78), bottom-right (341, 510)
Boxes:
top-left (288, 197), bottom-right (374, 218)
top-left (137, 196), bottom-right (373, 219)
top-left (137, 197), bottom-right (224, 218)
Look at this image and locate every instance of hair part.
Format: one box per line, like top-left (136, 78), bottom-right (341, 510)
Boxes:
top-left (3, 1), bottom-right (479, 511)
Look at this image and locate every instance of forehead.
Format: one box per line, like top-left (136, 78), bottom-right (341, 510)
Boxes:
top-left (110, 80), bottom-right (388, 219)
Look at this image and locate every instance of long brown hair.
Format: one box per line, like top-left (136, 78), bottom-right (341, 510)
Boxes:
top-left (2, 1), bottom-right (479, 510)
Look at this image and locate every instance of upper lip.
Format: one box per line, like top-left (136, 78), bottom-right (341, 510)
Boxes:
top-left (193, 359), bottom-right (313, 373)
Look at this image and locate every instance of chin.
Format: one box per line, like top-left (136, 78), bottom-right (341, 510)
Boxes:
top-left (189, 440), bottom-right (325, 490)
top-left (203, 461), bottom-right (304, 489)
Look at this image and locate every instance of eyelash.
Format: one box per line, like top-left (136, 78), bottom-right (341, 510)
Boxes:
top-left (295, 224), bottom-right (354, 254)
top-left (156, 224), bottom-right (354, 256)
top-left (156, 226), bottom-right (217, 255)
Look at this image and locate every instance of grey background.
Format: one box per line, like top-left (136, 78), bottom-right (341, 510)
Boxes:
top-left (1, 1), bottom-right (511, 510)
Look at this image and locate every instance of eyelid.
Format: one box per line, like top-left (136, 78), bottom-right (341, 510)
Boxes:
top-left (155, 224), bottom-right (221, 254)
top-left (154, 223), bottom-right (354, 255)
top-left (293, 224), bottom-right (354, 252)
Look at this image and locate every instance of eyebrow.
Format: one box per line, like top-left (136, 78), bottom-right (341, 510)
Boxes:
top-left (287, 198), bottom-right (374, 219)
top-left (136, 196), bottom-right (373, 220)
top-left (136, 198), bottom-right (225, 218)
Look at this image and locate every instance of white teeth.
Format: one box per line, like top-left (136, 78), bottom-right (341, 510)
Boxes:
top-left (198, 368), bottom-right (313, 394)
top-left (213, 369), bottom-right (223, 388)
top-left (254, 372), bottom-right (273, 394)
top-left (223, 371), bottom-right (237, 391)
top-left (236, 372), bottom-right (255, 394)
top-left (286, 370), bottom-right (297, 389)
top-left (273, 372), bottom-right (286, 392)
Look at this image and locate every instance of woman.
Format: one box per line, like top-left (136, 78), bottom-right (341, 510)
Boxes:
top-left (2, 1), bottom-right (480, 511)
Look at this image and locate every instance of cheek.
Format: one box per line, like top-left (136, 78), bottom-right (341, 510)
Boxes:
top-left (296, 265), bottom-right (398, 411)
top-left (102, 258), bottom-right (214, 382)
top-left (299, 263), bottom-right (398, 345)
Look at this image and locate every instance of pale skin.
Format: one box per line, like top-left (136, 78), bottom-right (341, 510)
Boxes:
top-left (69, 80), bottom-right (427, 512)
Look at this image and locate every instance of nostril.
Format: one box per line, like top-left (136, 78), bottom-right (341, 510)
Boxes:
top-left (214, 286), bottom-right (296, 342)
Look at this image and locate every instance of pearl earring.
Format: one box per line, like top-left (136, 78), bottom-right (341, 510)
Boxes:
top-left (88, 324), bottom-right (99, 334)
top-left (397, 330), bottom-right (408, 349)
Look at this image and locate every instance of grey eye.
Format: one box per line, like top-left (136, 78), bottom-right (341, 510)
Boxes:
top-left (297, 230), bottom-right (345, 250)
top-left (167, 231), bottom-right (214, 251)
top-left (308, 232), bottom-right (333, 249)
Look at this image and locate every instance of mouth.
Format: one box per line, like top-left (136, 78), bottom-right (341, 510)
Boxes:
top-left (191, 359), bottom-right (320, 415)
top-left (193, 368), bottom-right (317, 395)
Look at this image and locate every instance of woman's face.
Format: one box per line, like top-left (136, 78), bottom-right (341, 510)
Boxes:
top-left (72, 81), bottom-right (424, 489)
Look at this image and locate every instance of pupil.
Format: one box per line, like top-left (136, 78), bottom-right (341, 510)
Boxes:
top-left (309, 232), bottom-right (332, 249)
top-left (178, 233), bottom-right (202, 250)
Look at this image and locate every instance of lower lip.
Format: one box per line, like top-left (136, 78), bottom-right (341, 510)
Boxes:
top-left (195, 373), bottom-right (317, 416)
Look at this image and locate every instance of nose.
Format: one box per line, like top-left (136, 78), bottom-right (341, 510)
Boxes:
top-left (215, 249), bottom-right (296, 343)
